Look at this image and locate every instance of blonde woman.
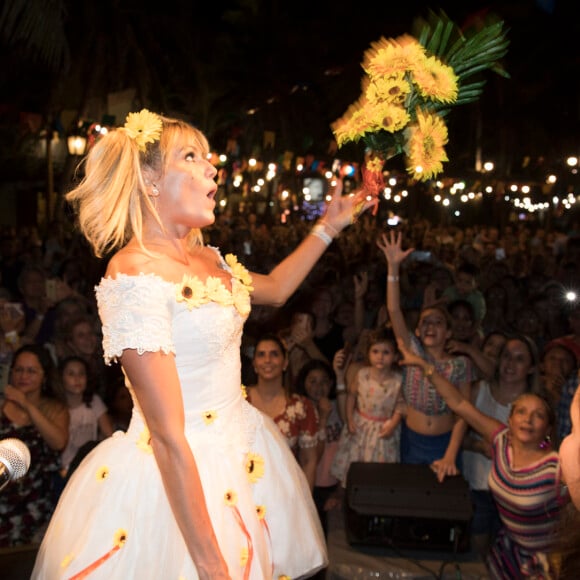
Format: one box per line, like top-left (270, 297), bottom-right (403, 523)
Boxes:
top-left (32, 110), bottom-right (375, 579)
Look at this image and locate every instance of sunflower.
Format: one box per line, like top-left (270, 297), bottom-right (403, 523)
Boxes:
top-left (224, 490), bottom-right (238, 506)
top-left (366, 156), bottom-right (385, 174)
top-left (175, 274), bottom-right (206, 309)
top-left (136, 427), bottom-right (153, 454)
top-left (363, 34), bottom-right (426, 78)
top-left (404, 109), bottom-right (449, 181)
top-left (123, 109), bottom-right (163, 152)
top-left (332, 12), bottom-right (509, 183)
top-left (412, 55), bottom-right (458, 103)
top-left (245, 452), bottom-right (265, 483)
top-left (113, 529), bottom-right (128, 549)
top-left (366, 101), bottom-right (410, 134)
top-left (202, 410), bottom-right (217, 425)
top-left (331, 100), bottom-right (373, 146)
top-left (364, 74), bottom-right (410, 106)
top-left (96, 466), bottom-right (110, 481)
top-left (232, 283), bottom-right (252, 317)
top-left (60, 553), bottom-right (74, 569)
top-left (206, 277), bottom-right (233, 306)
top-left (225, 254), bottom-right (254, 291)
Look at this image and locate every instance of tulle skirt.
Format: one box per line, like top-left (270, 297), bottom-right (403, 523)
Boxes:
top-left (32, 401), bottom-right (327, 579)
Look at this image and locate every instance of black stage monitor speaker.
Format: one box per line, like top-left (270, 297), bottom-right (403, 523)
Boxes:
top-left (345, 462), bottom-right (473, 553)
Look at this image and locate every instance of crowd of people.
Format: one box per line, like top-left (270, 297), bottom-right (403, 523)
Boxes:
top-left (1, 110), bottom-right (580, 577)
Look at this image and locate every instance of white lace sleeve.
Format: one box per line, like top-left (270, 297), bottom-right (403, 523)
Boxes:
top-left (96, 274), bottom-right (176, 364)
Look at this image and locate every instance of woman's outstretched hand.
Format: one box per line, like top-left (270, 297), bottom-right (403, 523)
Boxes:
top-left (322, 179), bottom-right (378, 232)
top-left (376, 230), bottom-right (414, 267)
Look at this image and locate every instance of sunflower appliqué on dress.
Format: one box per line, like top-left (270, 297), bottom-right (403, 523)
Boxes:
top-left (202, 410), bottom-right (218, 425)
top-left (224, 489), bottom-right (255, 576)
top-left (136, 427), bottom-right (153, 454)
top-left (245, 452), bottom-right (265, 484)
top-left (63, 529), bottom-right (129, 579)
top-left (175, 253), bottom-right (253, 317)
top-left (95, 466), bottom-right (109, 482)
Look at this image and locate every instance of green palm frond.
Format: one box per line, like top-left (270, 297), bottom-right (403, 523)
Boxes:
top-left (414, 10), bottom-right (510, 106)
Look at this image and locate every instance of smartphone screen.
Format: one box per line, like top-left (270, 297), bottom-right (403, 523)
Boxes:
top-left (410, 251), bottom-right (432, 263)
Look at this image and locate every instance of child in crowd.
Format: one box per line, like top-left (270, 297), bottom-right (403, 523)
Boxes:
top-left (378, 231), bottom-right (476, 481)
top-left (442, 262), bottom-right (486, 326)
top-left (295, 358), bottom-right (342, 548)
top-left (331, 327), bottom-right (404, 489)
top-left (56, 356), bottom-right (114, 492)
top-left (448, 330), bottom-right (508, 383)
top-left (447, 298), bottom-right (483, 348)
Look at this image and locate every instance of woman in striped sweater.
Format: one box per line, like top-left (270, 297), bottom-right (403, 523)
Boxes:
top-left (398, 342), bottom-right (569, 579)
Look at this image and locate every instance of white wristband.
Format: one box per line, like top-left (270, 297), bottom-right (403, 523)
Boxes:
top-left (336, 382), bottom-right (346, 393)
top-left (311, 223), bottom-right (333, 246)
top-left (322, 221), bottom-right (339, 236)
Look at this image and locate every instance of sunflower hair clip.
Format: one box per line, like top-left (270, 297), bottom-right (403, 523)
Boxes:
top-left (123, 108), bottom-right (163, 152)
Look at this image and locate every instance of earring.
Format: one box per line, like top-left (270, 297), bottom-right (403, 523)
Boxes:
top-left (151, 184), bottom-right (159, 196)
top-left (539, 435), bottom-right (552, 450)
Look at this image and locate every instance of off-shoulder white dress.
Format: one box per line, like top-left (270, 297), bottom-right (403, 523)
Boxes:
top-left (32, 250), bottom-right (327, 580)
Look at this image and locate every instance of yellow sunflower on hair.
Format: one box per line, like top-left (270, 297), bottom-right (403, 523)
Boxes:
top-left (123, 109), bottom-right (163, 152)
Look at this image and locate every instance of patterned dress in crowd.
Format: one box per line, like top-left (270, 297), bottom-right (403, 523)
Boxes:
top-left (246, 391), bottom-right (320, 460)
top-left (331, 366), bottom-right (404, 487)
top-left (0, 412), bottom-right (61, 546)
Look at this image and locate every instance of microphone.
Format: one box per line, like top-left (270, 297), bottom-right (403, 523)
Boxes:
top-left (0, 438), bottom-right (31, 492)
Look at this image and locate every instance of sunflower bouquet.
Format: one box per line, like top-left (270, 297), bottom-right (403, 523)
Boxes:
top-left (331, 10), bottom-right (510, 198)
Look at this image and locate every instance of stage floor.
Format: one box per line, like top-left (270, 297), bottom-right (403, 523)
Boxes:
top-left (1, 511), bottom-right (490, 579)
top-left (0, 544), bottom-right (39, 580)
top-left (326, 507), bottom-right (490, 579)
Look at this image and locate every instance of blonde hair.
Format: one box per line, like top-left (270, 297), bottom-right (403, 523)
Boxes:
top-left (66, 114), bottom-right (209, 258)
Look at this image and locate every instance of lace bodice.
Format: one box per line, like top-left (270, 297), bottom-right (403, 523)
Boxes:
top-left (95, 250), bottom-right (252, 424)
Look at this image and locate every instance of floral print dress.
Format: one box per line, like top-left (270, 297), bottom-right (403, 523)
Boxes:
top-left (0, 413), bottom-right (61, 546)
top-left (262, 392), bottom-right (319, 458)
top-left (331, 366), bottom-right (404, 487)
top-left (32, 249), bottom-right (326, 580)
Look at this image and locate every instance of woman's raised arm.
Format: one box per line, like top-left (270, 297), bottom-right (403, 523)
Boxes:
top-left (376, 231), bottom-right (415, 348)
top-left (251, 183), bottom-right (376, 306)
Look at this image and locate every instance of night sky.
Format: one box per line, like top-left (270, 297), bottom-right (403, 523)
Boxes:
top-left (1, 0), bottom-right (578, 174)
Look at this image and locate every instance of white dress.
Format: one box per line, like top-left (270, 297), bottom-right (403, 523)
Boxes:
top-left (60, 394), bottom-right (108, 473)
top-left (32, 250), bottom-right (327, 580)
